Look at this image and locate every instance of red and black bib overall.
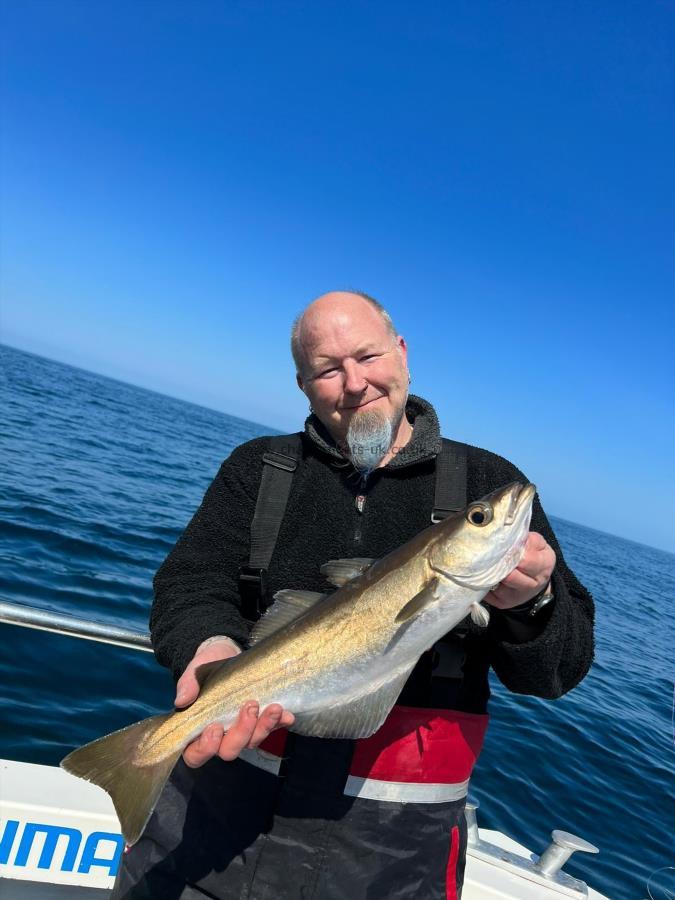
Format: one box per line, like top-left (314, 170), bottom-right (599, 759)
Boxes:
top-left (114, 695), bottom-right (487, 900)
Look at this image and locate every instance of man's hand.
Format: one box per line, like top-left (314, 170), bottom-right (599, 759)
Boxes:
top-left (485, 532), bottom-right (556, 610)
top-left (174, 636), bottom-right (295, 768)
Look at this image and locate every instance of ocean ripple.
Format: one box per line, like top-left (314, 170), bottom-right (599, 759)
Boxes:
top-left (1, 343), bottom-right (673, 899)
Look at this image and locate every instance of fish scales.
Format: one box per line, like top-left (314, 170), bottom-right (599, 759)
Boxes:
top-left (144, 554), bottom-right (429, 759)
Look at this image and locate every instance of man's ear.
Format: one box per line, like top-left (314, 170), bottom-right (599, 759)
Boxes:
top-left (296, 372), bottom-right (307, 394)
top-left (396, 335), bottom-right (408, 368)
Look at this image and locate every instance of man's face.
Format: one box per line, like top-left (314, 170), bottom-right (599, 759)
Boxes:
top-left (296, 297), bottom-right (409, 447)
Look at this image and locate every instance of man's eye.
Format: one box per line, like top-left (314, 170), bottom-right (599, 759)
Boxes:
top-left (317, 368), bottom-right (337, 378)
top-left (360, 354), bottom-right (378, 362)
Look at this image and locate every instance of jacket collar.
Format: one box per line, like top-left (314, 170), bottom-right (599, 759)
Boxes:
top-left (303, 394), bottom-right (442, 470)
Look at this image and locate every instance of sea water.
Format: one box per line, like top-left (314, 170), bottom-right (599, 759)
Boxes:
top-left (1, 343), bottom-right (673, 899)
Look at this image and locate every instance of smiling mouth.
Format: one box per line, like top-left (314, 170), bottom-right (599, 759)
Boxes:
top-left (341, 396), bottom-right (383, 411)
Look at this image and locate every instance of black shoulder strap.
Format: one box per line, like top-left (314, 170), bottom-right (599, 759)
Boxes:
top-left (249, 434), bottom-right (302, 568)
top-left (432, 438), bottom-right (467, 522)
top-left (238, 433), bottom-right (302, 621)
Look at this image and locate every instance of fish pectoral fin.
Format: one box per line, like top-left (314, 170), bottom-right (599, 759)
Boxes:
top-left (320, 557), bottom-right (377, 587)
top-left (395, 579), bottom-right (440, 624)
top-left (470, 602), bottom-right (490, 627)
top-left (249, 590), bottom-right (327, 645)
top-left (290, 665), bottom-right (415, 740)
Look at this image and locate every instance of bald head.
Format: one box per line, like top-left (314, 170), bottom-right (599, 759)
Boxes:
top-left (291, 291), bottom-right (397, 376)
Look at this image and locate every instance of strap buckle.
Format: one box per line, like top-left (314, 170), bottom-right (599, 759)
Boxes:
top-left (238, 565), bottom-right (268, 621)
top-left (262, 451), bottom-right (298, 472)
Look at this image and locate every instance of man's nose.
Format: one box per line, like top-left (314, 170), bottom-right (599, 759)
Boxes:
top-left (343, 361), bottom-right (368, 394)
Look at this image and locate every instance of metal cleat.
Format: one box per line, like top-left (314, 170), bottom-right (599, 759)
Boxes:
top-left (463, 800), bottom-right (601, 897)
top-left (535, 830), bottom-right (599, 878)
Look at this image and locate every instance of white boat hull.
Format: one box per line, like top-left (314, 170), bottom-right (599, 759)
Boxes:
top-left (0, 760), bottom-right (609, 899)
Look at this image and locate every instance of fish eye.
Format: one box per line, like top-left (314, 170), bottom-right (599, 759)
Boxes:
top-left (466, 503), bottom-right (493, 527)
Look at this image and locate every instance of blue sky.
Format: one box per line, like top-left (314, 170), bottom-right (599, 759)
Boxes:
top-left (1, 1), bottom-right (674, 552)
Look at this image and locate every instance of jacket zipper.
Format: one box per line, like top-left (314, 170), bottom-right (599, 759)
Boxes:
top-left (354, 493), bottom-right (367, 542)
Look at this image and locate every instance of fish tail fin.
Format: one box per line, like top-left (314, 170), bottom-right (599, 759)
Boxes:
top-left (470, 602), bottom-right (490, 627)
top-left (61, 712), bottom-right (181, 846)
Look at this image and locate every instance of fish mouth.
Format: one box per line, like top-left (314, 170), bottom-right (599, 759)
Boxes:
top-left (433, 482), bottom-right (536, 591)
top-left (504, 482), bottom-right (536, 526)
top-left (473, 483), bottom-right (535, 586)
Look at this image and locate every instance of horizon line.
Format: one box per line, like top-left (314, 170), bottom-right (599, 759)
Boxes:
top-left (3, 339), bottom-right (673, 558)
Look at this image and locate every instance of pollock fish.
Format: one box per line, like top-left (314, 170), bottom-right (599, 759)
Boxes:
top-left (61, 480), bottom-right (535, 845)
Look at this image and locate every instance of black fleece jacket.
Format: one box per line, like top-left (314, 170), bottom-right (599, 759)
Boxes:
top-left (151, 396), bottom-right (594, 713)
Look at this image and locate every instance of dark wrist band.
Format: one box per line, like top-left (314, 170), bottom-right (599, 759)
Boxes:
top-left (503, 584), bottom-right (555, 618)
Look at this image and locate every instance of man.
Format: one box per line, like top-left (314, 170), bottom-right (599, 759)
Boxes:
top-left (112, 291), bottom-right (594, 899)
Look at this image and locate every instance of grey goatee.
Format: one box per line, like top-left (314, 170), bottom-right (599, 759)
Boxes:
top-left (346, 410), bottom-right (393, 475)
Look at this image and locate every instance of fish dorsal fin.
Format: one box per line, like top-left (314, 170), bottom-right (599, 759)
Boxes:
top-left (249, 590), bottom-right (326, 645)
top-left (291, 663), bottom-right (416, 740)
top-left (320, 557), bottom-right (376, 587)
top-left (395, 579), bottom-right (439, 623)
top-left (193, 658), bottom-right (232, 690)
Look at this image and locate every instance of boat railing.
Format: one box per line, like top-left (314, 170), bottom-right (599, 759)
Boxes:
top-left (0, 598), bottom-right (152, 652)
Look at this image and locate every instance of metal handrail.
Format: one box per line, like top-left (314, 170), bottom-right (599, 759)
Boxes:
top-left (0, 598), bottom-right (152, 652)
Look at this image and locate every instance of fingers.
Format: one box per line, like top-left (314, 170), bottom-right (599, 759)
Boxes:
top-left (174, 638), bottom-right (242, 708)
top-left (525, 531), bottom-right (549, 552)
top-left (218, 703), bottom-right (281, 761)
top-left (182, 702), bottom-right (296, 768)
top-left (182, 703), bottom-right (258, 768)
top-left (183, 723), bottom-right (225, 768)
top-left (516, 532), bottom-right (556, 581)
top-left (488, 532), bottom-right (555, 604)
top-left (500, 567), bottom-right (540, 592)
top-left (249, 704), bottom-right (282, 746)
top-left (217, 703), bottom-right (296, 761)
top-left (175, 672), bottom-right (199, 709)
top-left (177, 641), bottom-right (293, 769)
top-left (485, 532), bottom-right (556, 609)
top-left (277, 710), bottom-right (296, 729)
top-left (216, 702), bottom-right (260, 761)
top-left (248, 705), bottom-right (296, 748)
top-left (486, 568), bottom-right (539, 608)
